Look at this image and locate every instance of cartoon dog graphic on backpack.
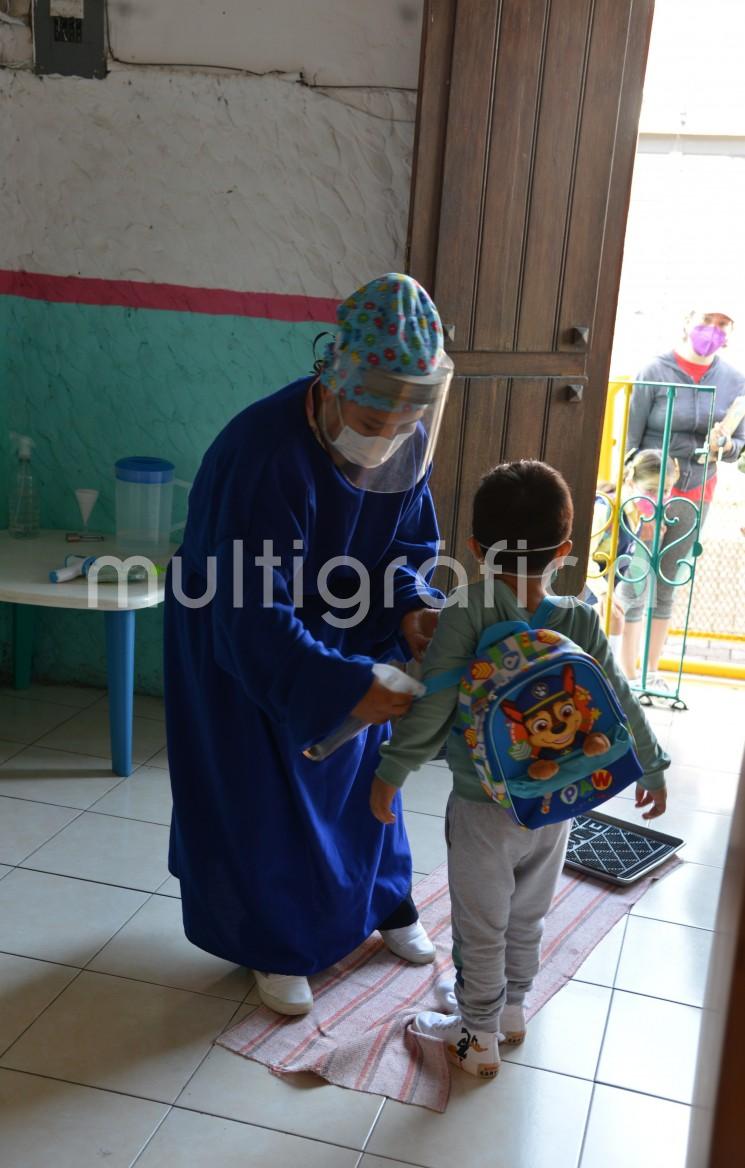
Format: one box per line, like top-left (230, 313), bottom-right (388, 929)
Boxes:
top-left (501, 664), bottom-right (611, 780)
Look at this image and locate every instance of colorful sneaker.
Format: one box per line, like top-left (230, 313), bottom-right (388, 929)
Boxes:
top-left (500, 1003), bottom-right (527, 1045)
top-left (413, 1011), bottom-right (500, 1079)
top-left (380, 920), bottom-right (436, 964)
top-left (252, 971), bottom-right (313, 1015)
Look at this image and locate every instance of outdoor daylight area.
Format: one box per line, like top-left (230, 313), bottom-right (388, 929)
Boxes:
top-left (608, 0), bottom-right (745, 696)
top-left (1, 3), bottom-right (744, 1168)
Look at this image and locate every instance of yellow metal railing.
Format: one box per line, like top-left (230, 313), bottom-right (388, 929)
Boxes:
top-left (593, 380), bottom-right (634, 637)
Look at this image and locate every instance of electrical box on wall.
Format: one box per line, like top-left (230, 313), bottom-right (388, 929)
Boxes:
top-left (33, 0), bottom-right (106, 78)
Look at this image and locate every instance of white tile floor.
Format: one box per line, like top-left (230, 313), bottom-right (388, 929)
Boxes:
top-left (0, 680), bottom-right (741, 1168)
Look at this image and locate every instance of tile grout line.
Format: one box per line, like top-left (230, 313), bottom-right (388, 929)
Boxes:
top-left (13, 862), bottom-right (168, 896)
top-left (0, 1063), bottom-right (179, 1112)
top-left (0, 1063), bottom-right (169, 1107)
top-left (168, 1097), bottom-right (385, 1159)
top-left (1, 686), bottom-right (167, 724)
top-left (0, 791), bottom-right (174, 828)
top-left (0, 941), bottom-right (253, 1006)
top-left (354, 1144), bottom-right (431, 1168)
top-left (588, 913), bottom-right (630, 1087)
top-left (5, 696), bottom-right (109, 748)
top-left (6, 804), bottom-right (89, 869)
top-left (1, 1058), bottom-right (417, 1162)
top-left (592, 1074), bottom-right (695, 1108)
top-left (4, 1005), bottom-right (373, 1153)
top-left (19, 695), bottom-right (166, 767)
top-left (0, 965), bottom-right (87, 1062)
top-left (127, 1103), bottom-right (174, 1168)
top-left (161, 1001), bottom-right (395, 1162)
top-left (81, 949), bottom-right (255, 1005)
top-left (0, 741), bottom-right (30, 767)
top-left (575, 1080), bottom-right (599, 1168)
top-left (359, 1095), bottom-right (387, 1157)
top-left (0, 876), bottom-right (168, 1063)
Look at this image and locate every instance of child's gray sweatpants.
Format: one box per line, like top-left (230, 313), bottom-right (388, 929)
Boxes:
top-left (446, 793), bottom-right (571, 1032)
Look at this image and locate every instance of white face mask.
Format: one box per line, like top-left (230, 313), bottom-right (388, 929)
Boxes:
top-left (330, 399), bottom-right (414, 469)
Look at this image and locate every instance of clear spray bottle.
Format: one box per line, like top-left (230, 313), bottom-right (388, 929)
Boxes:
top-left (9, 433), bottom-right (40, 538)
top-left (303, 663), bottom-right (426, 761)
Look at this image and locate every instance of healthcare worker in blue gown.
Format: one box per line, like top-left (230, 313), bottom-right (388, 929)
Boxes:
top-left (164, 274), bottom-right (455, 1015)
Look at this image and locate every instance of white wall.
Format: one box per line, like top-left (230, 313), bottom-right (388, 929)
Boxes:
top-left (0, 2), bottom-right (420, 297)
top-left (107, 0), bottom-right (422, 89)
top-left (0, 63), bottom-right (416, 297)
top-left (1, 1), bottom-right (423, 88)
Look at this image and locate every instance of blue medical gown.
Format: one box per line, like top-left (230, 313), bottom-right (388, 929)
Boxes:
top-left (163, 377), bottom-right (440, 974)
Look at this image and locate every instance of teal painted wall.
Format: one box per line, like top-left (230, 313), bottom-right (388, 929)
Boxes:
top-left (2, 294), bottom-right (327, 693)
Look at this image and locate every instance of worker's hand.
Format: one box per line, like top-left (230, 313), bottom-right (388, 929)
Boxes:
top-left (400, 607), bottom-right (440, 662)
top-left (705, 422), bottom-right (733, 457)
top-left (370, 775), bottom-right (398, 824)
top-left (635, 783), bottom-right (667, 820)
top-left (351, 678), bottom-right (414, 725)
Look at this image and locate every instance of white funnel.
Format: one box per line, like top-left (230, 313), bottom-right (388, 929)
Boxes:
top-left (75, 488), bottom-right (99, 528)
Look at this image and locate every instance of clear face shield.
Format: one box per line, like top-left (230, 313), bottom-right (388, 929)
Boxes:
top-left (318, 354), bottom-right (454, 493)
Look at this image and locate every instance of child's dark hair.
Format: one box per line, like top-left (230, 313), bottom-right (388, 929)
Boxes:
top-left (472, 461), bottom-right (574, 573)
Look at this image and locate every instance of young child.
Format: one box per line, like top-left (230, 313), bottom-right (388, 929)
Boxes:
top-left (586, 449), bottom-right (678, 677)
top-left (370, 460), bottom-right (670, 1080)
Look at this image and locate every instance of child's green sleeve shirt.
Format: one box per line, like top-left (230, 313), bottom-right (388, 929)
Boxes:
top-left (376, 580), bottom-right (670, 800)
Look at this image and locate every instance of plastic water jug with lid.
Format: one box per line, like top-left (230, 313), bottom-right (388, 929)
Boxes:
top-left (115, 457), bottom-right (187, 557)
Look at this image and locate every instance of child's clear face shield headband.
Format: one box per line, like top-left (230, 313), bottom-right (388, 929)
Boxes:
top-left (477, 540), bottom-right (567, 579)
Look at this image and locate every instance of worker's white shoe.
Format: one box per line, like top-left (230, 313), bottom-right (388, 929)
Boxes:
top-left (252, 971), bottom-right (313, 1015)
top-left (380, 920), bottom-right (436, 964)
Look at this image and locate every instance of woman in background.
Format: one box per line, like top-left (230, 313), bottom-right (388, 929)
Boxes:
top-left (625, 302), bottom-right (745, 681)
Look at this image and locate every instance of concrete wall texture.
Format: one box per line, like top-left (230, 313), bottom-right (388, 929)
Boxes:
top-left (1, 53), bottom-right (418, 691)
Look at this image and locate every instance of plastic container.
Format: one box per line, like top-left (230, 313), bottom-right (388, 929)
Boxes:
top-left (115, 457), bottom-right (186, 558)
top-left (9, 433), bottom-right (40, 539)
top-left (304, 663), bottom-right (426, 761)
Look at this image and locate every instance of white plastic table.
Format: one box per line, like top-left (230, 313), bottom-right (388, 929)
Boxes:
top-left (0, 530), bottom-right (173, 776)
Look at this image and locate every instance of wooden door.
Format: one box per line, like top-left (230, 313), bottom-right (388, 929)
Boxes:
top-left (408, 0), bottom-right (655, 590)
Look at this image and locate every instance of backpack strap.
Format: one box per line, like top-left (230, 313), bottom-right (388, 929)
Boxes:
top-left (422, 607), bottom-right (557, 698)
top-left (528, 595), bottom-right (560, 629)
top-left (476, 619), bottom-right (529, 655)
top-left (422, 668), bottom-right (464, 696)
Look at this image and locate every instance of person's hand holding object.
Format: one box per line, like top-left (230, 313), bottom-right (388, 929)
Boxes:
top-left (351, 678), bottom-right (415, 726)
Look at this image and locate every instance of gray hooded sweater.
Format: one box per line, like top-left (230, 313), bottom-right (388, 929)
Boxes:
top-left (627, 351), bottom-right (745, 491)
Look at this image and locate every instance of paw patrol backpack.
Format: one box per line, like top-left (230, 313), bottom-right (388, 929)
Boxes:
top-left (425, 597), bottom-right (643, 828)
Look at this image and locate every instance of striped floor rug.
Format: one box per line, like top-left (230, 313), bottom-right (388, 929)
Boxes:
top-left (217, 858), bottom-right (679, 1112)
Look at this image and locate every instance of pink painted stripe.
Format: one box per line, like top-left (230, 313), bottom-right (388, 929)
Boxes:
top-left (0, 268), bottom-right (339, 322)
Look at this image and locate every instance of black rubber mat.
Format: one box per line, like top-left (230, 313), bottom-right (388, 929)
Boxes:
top-left (565, 811), bottom-right (684, 884)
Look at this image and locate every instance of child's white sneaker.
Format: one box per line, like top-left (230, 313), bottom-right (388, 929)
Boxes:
top-left (252, 971), bottom-right (313, 1015)
top-left (434, 977), bottom-right (458, 1013)
top-left (500, 1003), bottom-right (527, 1045)
top-left (434, 981), bottom-right (527, 1045)
top-left (380, 920), bottom-right (436, 964)
top-left (413, 1010), bottom-right (500, 1079)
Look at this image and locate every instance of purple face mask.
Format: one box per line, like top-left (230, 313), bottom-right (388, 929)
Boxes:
top-left (689, 323), bottom-right (727, 357)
